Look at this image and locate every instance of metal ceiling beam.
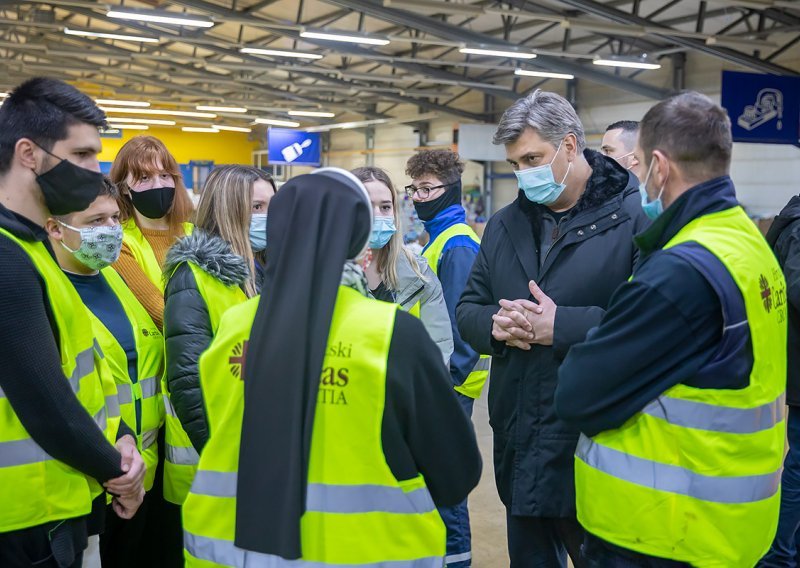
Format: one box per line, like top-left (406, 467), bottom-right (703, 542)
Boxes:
top-left (321, 0), bottom-right (671, 99)
top-left (169, 0), bottom-right (521, 102)
top-left (551, 0), bottom-right (798, 75)
top-left (289, 68), bottom-right (486, 121)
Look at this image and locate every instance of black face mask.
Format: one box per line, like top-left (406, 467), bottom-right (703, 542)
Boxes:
top-left (413, 180), bottom-right (462, 222)
top-left (129, 187), bottom-right (175, 219)
top-left (33, 145), bottom-right (105, 216)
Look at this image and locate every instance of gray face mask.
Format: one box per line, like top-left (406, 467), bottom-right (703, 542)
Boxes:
top-left (58, 221), bottom-right (123, 271)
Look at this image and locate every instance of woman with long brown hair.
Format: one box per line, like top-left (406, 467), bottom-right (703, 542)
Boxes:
top-left (110, 136), bottom-right (194, 329)
top-left (160, 165), bottom-right (275, 513)
top-left (353, 166), bottom-right (453, 364)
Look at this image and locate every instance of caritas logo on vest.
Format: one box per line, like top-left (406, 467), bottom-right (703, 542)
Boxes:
top-left (320, 341), bottom-right (352, 406)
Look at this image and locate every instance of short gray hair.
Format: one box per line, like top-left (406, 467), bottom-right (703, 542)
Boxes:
top-left (493, 89), bottom-right (586, 150)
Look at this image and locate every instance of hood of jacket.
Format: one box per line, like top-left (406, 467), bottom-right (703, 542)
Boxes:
top-left (164, 229), bottom-right (250, 287)
top-left (394, 250), bottom-right (430, 307)
top-left (766, 195), bottom-right (800, 248)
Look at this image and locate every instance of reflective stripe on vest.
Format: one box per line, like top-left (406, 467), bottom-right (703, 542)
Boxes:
top-left (191, 471), bottom-right (436, 514)
top-left (576, 435), bottom-right (781, 504)
top-left (142, 428), bottom-right (159, 450)
top-left (641, 393), bottom-right (785, 435)
top-left (422, 223), bottom-right (489, 400)
top-left (184, 532), bottom-right (444, 568)
top-left (574, 206), bottom-right (787, 566)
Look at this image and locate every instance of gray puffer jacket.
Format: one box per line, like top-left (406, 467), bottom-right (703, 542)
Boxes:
top-left (163, 230), bottom-right (250, 452)
top-left (375, 250), bottom-right (454, 366)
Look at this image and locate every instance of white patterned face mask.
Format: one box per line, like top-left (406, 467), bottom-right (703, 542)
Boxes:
top-left (58, 221), bottom-right (124, 271)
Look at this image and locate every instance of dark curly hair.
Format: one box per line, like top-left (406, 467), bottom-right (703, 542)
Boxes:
top-left (405, 149), bottom-right (464, 186)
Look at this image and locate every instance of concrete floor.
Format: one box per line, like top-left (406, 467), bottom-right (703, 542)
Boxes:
top-left (470, 391), bottom-right (509, 566)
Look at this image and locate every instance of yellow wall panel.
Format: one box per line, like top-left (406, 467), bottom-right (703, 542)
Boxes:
top-left (98, 127), bottom-right (260, 165)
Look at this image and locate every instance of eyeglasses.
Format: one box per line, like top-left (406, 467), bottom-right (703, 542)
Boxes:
top-left (404, 182), bottom-right (455, 199)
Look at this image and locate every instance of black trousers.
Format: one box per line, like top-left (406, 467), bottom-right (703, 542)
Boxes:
top-left (582, 533), bottom-right (691, 568)
top-left (0, 517), bottom-right (86, 568)
top-left (506, 512), bottom-right (586, 568)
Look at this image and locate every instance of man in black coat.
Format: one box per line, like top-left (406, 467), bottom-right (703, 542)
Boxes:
top-left (456, 89), bottom-right (648, 567)
top-left (761, 196), bottom-right (800, 565)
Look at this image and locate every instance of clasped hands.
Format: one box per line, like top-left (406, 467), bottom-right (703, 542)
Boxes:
top-left (492, 281), bottom-right (556, 350)
top-left (105, 434), bottom-right (146, 520)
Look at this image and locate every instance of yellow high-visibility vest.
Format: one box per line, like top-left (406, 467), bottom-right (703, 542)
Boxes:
top-left (183, 287), bottom-right (446, 566)
top-left (575, 206), bottom-right (787, 567)
top-left (0, 228), bottom-right (118, 532)
top-left (423, 223), bottom-right (490, 398)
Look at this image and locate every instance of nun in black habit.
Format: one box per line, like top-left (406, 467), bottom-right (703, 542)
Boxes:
top-left (229, 167), bottom-right (482, 561)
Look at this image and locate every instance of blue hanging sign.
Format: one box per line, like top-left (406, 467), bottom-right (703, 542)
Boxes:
top-left (721, 70), bottom-right (800, 145)
top-left (267, 128), bottom-right (322, 166)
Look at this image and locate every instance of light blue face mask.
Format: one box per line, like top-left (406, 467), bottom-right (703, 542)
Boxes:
top-left (514, 139), bottom-right (572, 205)
top-left (638, 158), bottom-right (665, 220)
top-left (249, 213), bottom-right (267, 252)
top-left (369, 216), bottom-right (396, 249)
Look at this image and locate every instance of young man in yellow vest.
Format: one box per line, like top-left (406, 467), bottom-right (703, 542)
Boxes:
top-left (45, 179), bottom-right (164, 568)
top-left (0, 78), bottom-right (145, 567)
top-left (557, 92), bottom-right (787, 566)
top-left (405, 149), bottom-right (487, 568)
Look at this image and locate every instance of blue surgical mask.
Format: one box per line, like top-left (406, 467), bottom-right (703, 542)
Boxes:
top-left (515, 139), bottom-right (571, 205)
top-left (638, 159), bottom-right (665, 220)
top-left (369, 216), bottom-right (396, 249)
top-left (249, 213), bottom-right (267, 252)
top-left (58, 221), bottom-right (123, 271)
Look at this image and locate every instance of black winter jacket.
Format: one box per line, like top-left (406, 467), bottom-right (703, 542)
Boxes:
top-left (163, 230), bottom-right (250, 452)
top-left (766, 195), bottom-right (800, 406)
top-left (456, 151), bottom-right (649, 517)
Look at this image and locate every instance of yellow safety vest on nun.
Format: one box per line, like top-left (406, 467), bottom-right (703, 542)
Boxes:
top-left (0, 228), bottom-right (119, 532)
top-left (162, 261), bottom-right (247, 505)
top-left (183, 287), bottom-right (446, 567)
top-left (91, 267), bottom-right (165, 491)
top-left (574, 206), bottom-right (787, 567)
top-left (423, 223), bottom-right (490, 399)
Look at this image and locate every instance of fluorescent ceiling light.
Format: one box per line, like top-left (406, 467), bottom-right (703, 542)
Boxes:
top-left (254, 118), bottom-right (300, 127)
top-left (96, 99), bottom-right (150, 107)
top-left (287, 110), bottom-right (336, 118)
top-left (196, 105), bottom-right (247, 113)
top-left (213, 125), bottom-right (252, 133)
top-left (64, 28), bottom-right (159, 43)
top-left (107, 9), bottom-right (214, 28)
top-left (110, 124), bottom-right (149, 130)
top-left (106, 117), bottom-right (176, 125)
top-left (182, 127), bottom-right (218, 133)
top-left (304, 118), bottom-right (390, 132)
top-left (100, 107), bottom-right (217, 118)
top-left (300, 31), bottom-right (390, 46)
top-left (240, 47), bottom-right (323, 59)
top-left (515, 69), bottom-right (574, 80)
top-left (593, 57), bottom-right (661, 70)
top-left (460, 47), bottom-right (536, 59)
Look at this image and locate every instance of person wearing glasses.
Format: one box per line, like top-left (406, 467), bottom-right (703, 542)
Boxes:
top-left (404, 149), bottom-right (487, 568)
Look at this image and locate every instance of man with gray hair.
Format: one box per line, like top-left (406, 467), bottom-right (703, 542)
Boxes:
top-left (457, 89), bottom-right (648, 566)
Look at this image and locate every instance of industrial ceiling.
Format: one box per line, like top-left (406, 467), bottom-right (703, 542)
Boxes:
top-left (1, 0), bottom-right (798, 131)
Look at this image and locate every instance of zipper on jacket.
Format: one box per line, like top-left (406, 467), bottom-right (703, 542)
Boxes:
top-left (399, 285), bottom-right (425, 309)
top-left (543, 218), bottom-right (568, 268)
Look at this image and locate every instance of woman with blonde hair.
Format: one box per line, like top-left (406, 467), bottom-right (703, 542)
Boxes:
top-left (160, 165), bottom-right (274, 511)
top-left (111, 135), bottom-right (194, 329)
top-left (352, 166), bottom-right (453, 365)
